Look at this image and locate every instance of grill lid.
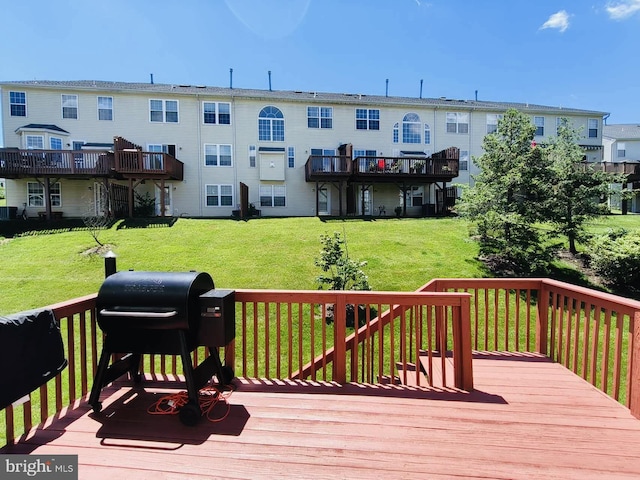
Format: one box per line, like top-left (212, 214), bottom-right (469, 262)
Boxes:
top-left (96, 271), bottom-right (214, 331)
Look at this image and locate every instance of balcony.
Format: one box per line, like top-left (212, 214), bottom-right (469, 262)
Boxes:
top-left (0, 149), bottom-right (114, 179)
top-left (0, 142), bottom-right (184, 181)
top-left (584, 161), bottom-right (640, 182)
top-left (305, 147), bottom-right (460, 184)
top-left (2, 278), bottom-right (640, 477)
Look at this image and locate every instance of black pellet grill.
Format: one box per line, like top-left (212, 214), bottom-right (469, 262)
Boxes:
top-left (88, 271), bottom-right (235, 426)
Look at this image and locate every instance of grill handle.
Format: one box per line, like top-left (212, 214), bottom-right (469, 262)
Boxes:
top-left (99, 309), bottom-right (178, 318)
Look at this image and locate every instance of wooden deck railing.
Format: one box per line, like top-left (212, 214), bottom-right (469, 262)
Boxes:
top-left (0, 150), bottom-right (113, 177)
top-left (423, 278), bottom-right (640, 418)
top-left (2, 278), bottom-right (639, 447)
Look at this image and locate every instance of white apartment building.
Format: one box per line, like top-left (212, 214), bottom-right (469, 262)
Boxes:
top-left (0, 80), bottom-right (607, 220)
top-left (603, 124), bottom-right (640, 213)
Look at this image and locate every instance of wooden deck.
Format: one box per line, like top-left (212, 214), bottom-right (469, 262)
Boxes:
top-left (3, 352), bottom-right (640, 479)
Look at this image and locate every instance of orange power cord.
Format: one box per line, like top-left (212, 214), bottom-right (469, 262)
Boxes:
top-left (147, 385), bottom-right (234, 423)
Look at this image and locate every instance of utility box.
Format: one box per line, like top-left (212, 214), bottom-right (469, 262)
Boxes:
top-left (199, 289), bottom-right (236, 347)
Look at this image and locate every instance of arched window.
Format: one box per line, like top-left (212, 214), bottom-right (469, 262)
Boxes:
top-left (258, 106), bottom-right (284, 141)
top-left (393, 122), bottom-right (399, 143)
top-left (402, 113), bottom-right (421, 143)
top-left (424, 123), bottom-right (431, 145)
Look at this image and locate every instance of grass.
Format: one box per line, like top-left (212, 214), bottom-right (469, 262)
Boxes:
top-left (0, 216), bottom-right (483, 315)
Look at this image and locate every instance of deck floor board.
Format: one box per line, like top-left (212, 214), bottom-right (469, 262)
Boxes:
top-left (3, 352), bottom-right (640, 479)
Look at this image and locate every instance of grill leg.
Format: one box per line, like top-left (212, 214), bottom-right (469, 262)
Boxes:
top-left (177, 331), bottom-right (199, 405)
top-left (89, 347), bottom-right (112, 412)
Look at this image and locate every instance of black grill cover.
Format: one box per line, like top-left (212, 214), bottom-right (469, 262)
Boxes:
top-left (96, 271), bottom-right (214, 354)
top-left (0, 309), bottom-right (67, 410)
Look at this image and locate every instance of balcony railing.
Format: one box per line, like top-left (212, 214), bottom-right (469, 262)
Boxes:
top-left (0, 149), bottom-right (113, 178)
top-left (583, 161), bottom-right (640, 177)
top-left (353, 156), bottom-right (459, 178)
top-left (114, 150), bottom-right (184, 180)
top-left (0, 147), bottom-right (184, 181)
top-left (305, 147), bottom-right (460, 182)
top-left (2, 278), bottom-right (639, 447)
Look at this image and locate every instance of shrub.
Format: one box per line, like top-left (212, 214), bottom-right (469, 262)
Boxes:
top-left (589, 229), bottom-right (640, 289)
top-left (134, 192), bottom-right (156, 217)
top-left (315, 232), bottom-right (373, 328)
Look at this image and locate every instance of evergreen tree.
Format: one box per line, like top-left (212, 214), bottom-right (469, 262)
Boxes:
top-left (457, 109), bottom-right (554, 274)
top-left (545, 118), bottom-right (622, 254)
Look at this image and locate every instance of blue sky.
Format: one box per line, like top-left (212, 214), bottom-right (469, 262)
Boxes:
top-left (1, 0), bottom-right (639, 124)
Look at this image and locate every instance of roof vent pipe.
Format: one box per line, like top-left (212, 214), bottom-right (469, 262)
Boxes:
top-left (150, 73), bottom-right (154, 85)
top-left (475, 90), bottom-right (478, 101)
top-left (420, 79), bottom-right (423, 99)
top-left (268, 70), bottom-right (272, 91)
top-left (230, 68), bottom-right (233, 89)
top-left (385, 79), bottom-right (389, 97)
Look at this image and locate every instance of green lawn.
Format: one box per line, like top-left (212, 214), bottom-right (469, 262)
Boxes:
top-left (1, 214), bottom-right (638, 316)
top-left (0, 217), bottom-right (483, 315)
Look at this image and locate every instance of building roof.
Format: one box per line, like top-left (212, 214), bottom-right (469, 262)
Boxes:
top-left (16, 123), bottom-right (69, 133)
top-left (603, 124), bottom-right (640, 140)
top-left (0, 79), bottom-right (608, 117)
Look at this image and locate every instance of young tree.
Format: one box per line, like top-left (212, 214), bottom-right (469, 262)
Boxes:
top-left (545, 119), bottom-right (622, 254)
top-left (457, 109), bottom-right (554, 274)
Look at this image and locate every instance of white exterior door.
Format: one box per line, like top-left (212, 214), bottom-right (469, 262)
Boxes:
top-left (359, 187), bottom-right (372, 215)
top-left (94, 182), bottom-right (108, 216)
top-left (318, 187), bottom-right (330, 215)
top-left (155, 184), bottom-right (173, 216)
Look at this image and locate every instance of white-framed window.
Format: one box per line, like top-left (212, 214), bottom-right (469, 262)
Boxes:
top-left (205, 184), bottom-right (233, 207)
top-left (26, 135), bottom-right (44, 149)
top-left (150, 99), bottom-right (179, 123)
top-left (28, 181), bottom-right (61, 207)
top-left (534, 116), bottom-right (544, 136)
top-left (10, 91), bottom-right (26, 116)
top-left (249, 145), bottom-right (256, 167)
top-left (588, 118), bottom-right (599, 138)
top-left (98, 96), bottom-right (113, 121)
top-left (307, 106), bottom-right (333, 129)
top-left (287, 146), bottom-right (295, 168)
top-left (204, 144), bottom-right (232, 167)
top-left (50, 137), bottom-right (63, 150)
top-left (260, 183), bottom-right (286, 207)
top-left (62, 94), bottom-right (78, 119)
top-left (617, 142), bottom-right (626, 158)
top-left (556, 117), bottom-right (564, 135)
top-left (356, 108), bottom-right (380, 130)
top-left (486, 114), bottom-right (502, 134)
top-left (203, 101), bottom-right (231, 125)
top-left (459, 150), bottom-right (469, 171)
top-left (424, 124), bottom-right (431, 144)
top-left (258, 106), bottom-right (284, 141)
top-left (402, 113), bottom-right (421, 143)
top-left (446, 112), bottom-right (469, 134)
top-left (246, 145), bottom-right (256, 168)
top-left (393, 123), bottom-right (399, 143)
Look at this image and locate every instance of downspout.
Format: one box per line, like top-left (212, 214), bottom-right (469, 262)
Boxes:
top-left (232, 94), bottom-right (238, 211)
top-left (196, 94), bottom-right (203, 217)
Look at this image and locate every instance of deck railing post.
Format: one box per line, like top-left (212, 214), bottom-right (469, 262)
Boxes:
top-left (452, 297), bottom-right (474, 391)
top-left (536, 281), bottom-right (549, 356)
top-left (630, 311), bottom-right (640, 419)
top-left (333, 293), bottom-right (347, 383)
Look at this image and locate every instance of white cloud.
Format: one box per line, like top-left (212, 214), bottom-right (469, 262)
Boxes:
top-left (540, 10), bottom-right (570, 32)
top-left (606, 0), bottom-right (640, 19)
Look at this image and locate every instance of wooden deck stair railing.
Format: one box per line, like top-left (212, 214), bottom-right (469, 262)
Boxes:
top-left (231, 289), bottom-right (473, 390)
